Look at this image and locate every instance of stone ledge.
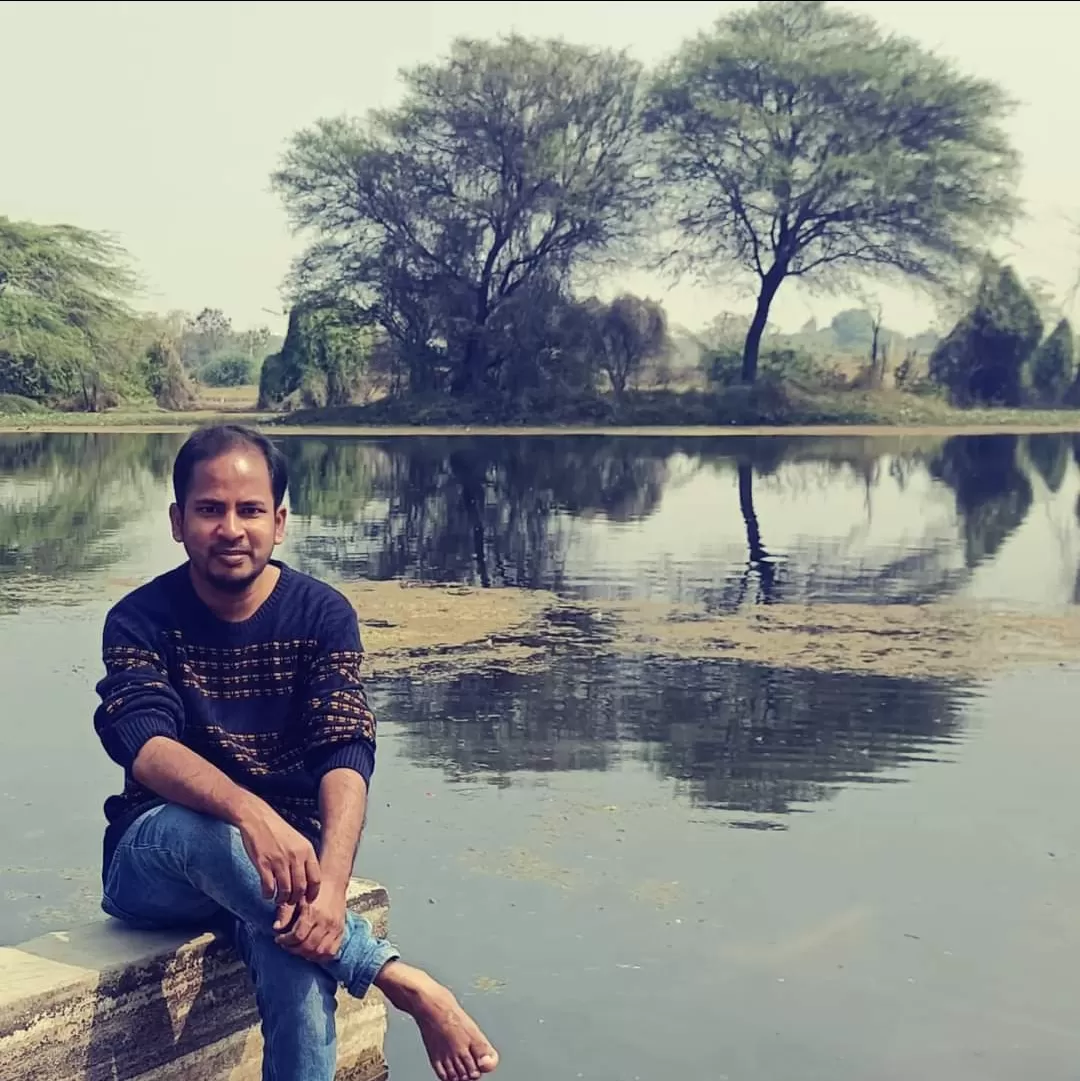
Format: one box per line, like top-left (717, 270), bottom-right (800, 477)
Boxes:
top-left (0, 878), bottom-right (390, 1081)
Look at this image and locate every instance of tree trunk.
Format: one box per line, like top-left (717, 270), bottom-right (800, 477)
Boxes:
top-left (451, 452), bottom-right (491, 587)
top-left (737, 461), bottom-right (777, 603)
top-left (741, 267), bottom-right (785, 384)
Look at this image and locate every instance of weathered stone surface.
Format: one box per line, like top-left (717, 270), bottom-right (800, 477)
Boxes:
top-left (0, 878), bottom-right (390, 1081)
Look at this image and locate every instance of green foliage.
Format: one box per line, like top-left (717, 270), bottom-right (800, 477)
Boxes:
top-left (830, 310), bottom-right (876, 352)
top-left (1028, 318), bottom-right (1074, 406)
top-left (585, 295), bottom-right (668, 399)
top-left (178, 310), bottom-right (277, 384)
top-left (646, 0), bottom-right (1020, 382)
top-left (273, 34), bottom-right (649, 403)
top-left (258, 305), bottom-right (371, 409)
top-left (929, 263), bottom-right (1042, 406)
top-left (200, 352), bottom-right (257, 387)
top-left (704, 345), bottom-right (834, 389)
top-left (0, 393), bottom-right (46, 415)
top-left (144, 338), bottom-right (196, 410)
top-left (0, 216), bottom-right (144, 406)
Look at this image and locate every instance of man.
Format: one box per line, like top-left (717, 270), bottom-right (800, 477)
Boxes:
top-left (93, 423), bottom-right (498, 1081)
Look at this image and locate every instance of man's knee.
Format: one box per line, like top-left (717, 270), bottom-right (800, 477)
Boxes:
top-left (148, 803), bottom-right (244, 864)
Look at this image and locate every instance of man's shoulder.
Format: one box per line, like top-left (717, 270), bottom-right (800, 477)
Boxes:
top-left (284, 565), bottom-right (356, 614)
top-left (105, 565), bottom-right (187, 632)
top-left (281, 565), bottom-right (360, 636)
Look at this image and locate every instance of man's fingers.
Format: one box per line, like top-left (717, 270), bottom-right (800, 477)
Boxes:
top-left (273, 902), bottom-right (297, 933)
top-left (277, 906), bottom-right (317, 949)
top-left (257, 859), bottom-right (276, 899)
top-left (305, 854), bottom-right (322, 903)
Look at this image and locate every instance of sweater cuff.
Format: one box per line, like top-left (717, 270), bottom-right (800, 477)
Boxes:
top-left (310, 741), bottom-right (375, 788)
top-left (100, 712), bottom-right (178, 771)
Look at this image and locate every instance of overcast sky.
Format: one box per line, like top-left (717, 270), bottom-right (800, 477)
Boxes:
top-left (2, 1), bottom-right (1078, 336)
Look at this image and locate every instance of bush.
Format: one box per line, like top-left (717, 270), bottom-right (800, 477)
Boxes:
top-left (704, 345), bottom-right (840, 389)
top-left (1028, 319), bottom-right (1074, 405)
top-left (200, 353), bottom-right (256, 387)
top-left (0, 393), bottom-right (47, 414)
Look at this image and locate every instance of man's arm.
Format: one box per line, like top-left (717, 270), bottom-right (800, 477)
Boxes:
top-left (95, 606), bottom-right (320, 906)
top-left (276, 595), bottom-right (376, 960)
top-left (132, 737), bottom-right (322, 905)
top-left (317, 767), bottom-right (369, 892)
top-left (301, 592), bottom-right (378, 888)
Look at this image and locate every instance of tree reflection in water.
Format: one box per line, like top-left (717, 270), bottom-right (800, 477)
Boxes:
top-left (284, 431), bottom-right (1056, 609)
top-left (372, 654), bottom-right (965, 817)
top-left (0, 432), bottom-right (179, 612)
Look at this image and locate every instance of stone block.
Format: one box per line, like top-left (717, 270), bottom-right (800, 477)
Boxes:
top-left (0, 878), bottom-right (390, 1080)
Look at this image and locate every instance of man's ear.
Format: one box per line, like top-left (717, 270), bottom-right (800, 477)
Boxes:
top-left (169, 503), bottom-right (183, 543)
top-left (273, 504), bottom-right (288, 545)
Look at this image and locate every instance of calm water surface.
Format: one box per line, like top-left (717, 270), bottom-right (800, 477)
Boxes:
top-left (2, 431), bottom-right (1079, 1080)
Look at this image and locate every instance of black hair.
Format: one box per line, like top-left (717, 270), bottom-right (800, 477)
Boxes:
top-left (172, 424), bottom-right (289, 509)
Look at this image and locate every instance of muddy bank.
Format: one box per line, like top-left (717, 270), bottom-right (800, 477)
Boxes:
top-left (104, 575), bottom-right (1080, 682)
top-left (342, 582), bottom-right (1080, 683)
top-left (608, 600), bottom-right (1080, 680)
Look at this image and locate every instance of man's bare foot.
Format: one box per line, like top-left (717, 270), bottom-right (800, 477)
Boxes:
top-left (374, 960), bottom-right (499, 1081)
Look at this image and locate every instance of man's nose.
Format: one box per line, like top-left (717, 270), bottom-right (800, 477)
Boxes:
top-left (218, 512), bottom-right (244, 539)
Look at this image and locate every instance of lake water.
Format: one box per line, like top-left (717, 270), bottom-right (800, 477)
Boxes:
top-left (3, 430), bottom-right (1080, 1080)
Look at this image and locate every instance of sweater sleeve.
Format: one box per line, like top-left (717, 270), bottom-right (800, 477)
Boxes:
top-left (93, 605), bottom-right (184, 770)
top-left (302, 593), bottom-right (377, 788)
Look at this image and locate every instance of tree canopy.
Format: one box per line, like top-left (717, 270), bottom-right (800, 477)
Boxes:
top-left (0, 217), bottom-right (143, 406)
top-left (929, 262), bottom-right (1042, 406)
top-left (272, 35), bottom-right (650, 402)
top-left (645, 0), bottom-right (1020, 382)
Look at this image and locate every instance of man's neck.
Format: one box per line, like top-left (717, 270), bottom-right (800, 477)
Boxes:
top-left (188, 561), bottom-right (282, 623)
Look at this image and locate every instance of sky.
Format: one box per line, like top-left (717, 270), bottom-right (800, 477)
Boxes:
top-left (2, 0), bottom-right (1079, 337)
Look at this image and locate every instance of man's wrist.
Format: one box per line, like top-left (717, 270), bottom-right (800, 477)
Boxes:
top-left (318, 862), bottom-right (353, 896)
top-left (226, 787), bottom-right (269, 830)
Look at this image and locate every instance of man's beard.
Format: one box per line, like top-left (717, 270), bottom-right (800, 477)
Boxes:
top-left (205, 567), bottom-right (262, 593)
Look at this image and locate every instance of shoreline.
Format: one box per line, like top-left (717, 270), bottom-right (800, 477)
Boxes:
top-left (5, 419), bottom-right (1080, 438)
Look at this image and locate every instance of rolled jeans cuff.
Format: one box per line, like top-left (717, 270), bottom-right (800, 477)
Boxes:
top-left (339, 914), bottom-right (401, 998)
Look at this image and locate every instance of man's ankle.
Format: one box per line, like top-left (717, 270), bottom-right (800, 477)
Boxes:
top-left (374, 960), bottom-right (432, 1010)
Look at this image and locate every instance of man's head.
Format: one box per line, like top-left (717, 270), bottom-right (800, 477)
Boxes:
top-left (169, 425), bottom-right (289, 595)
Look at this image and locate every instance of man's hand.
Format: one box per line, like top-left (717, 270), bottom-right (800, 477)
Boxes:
top-left (236, 802), bottom-right (322, 907)
top-left (273, 885), bottom-right (348, 962)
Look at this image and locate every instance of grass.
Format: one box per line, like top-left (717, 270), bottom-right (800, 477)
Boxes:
top-left (277, 382), bottom-right (1080, 432)
top-left (5, 382), bottom-right (1080, 434)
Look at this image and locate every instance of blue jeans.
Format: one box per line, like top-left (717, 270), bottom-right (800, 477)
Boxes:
top-left (101, 803), bottom-right (401, 1081)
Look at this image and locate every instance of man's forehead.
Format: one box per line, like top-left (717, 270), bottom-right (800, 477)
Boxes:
top-left (188, 451), bottom-right (273, 498)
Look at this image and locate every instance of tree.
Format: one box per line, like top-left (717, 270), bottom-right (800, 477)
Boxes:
top-left (144, 337), bottom-right (196, 410)
top-left (929, 262), bottom-right (1042, 406)
top-left (0, 217), bottom-right (141, 404)
top-left (587, 294), bottom-right (669, 399)
top-left (258, 304), bottom-right (371, 409)
top-left (645, 0), bottom-right (1020, 383)
top-left (179, 307), bottom-right (233, 370)
top-left (1029, 318), bottom-right (1075, 406)
top-left (272, 35), bottom-right (649, 401)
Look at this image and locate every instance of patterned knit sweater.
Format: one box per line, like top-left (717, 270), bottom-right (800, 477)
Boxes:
top-left (93, 560), bottom-right (376, 879)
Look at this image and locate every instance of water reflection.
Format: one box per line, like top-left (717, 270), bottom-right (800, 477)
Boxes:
top-left (2, 429), bottom-right (1078, 612)
top-left (285, 431), bottom-right (1077, 609)
top-left (373, 655), bottom-right (964, 817)
top-left (0, 433), bottom-right (179, 611)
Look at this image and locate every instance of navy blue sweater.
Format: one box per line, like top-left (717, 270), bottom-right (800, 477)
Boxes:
top-left (93, 560), bottom-right (376, 879)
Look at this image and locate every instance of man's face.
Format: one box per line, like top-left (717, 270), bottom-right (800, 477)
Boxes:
top-left (169, 447), bottom-right (287, 594)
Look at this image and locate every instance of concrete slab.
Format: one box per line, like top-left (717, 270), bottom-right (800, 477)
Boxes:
top-left (0, 878), bottom-right (391, 1081)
